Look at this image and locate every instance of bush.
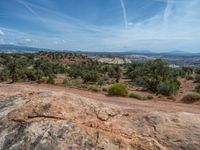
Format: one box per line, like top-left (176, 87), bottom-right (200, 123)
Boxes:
top-left (129, 93), bottom-right (144, 100)
top-left (126, 59), bottom-right (180, 95)
top-left (182, 67), bottom-right (193, 77)
top-left (88, 86), bottom-right (100, 92)
top-left (24, 69), bottom-right (37, 81)
top-left (63, 79), bottom-right (70, 86)
top-left (0, 69), bottom-right (9, 82)
top-left (157, 79), bottom-right (180, 96)
top-left (108, 83), bottom-right (128, 97)
top-left (133, 77), bottom-right (145, 87)
top-left (76, 84), bottom-right (88, 89)
top-left (182, 92), bottom-right (200, 103)
top-left (195, 68), bottom-right (200, 74)
top-left (195, 85), bottom-right (200, 93)
top-left (195, 74), bottom-right (200, 83)
top-left (97, 77), bottom-right (105, 85)
top-left (47, 75), bottom-right (55, 84)
top-left (82, 71), bottom-right (100, 83)
top-left (67, 66), bottom-right (82, 79)
top-left (129, 93), bottom-right (153, 100)
top-left (147, 95), bottom-right (154, 100)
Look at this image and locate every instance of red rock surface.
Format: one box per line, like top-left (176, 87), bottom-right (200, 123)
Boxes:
top-left (0, 84), bottom-right (200, 150)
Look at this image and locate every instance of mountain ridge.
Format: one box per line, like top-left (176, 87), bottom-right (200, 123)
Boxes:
top-left (0, 44), bottom-right (199, 56)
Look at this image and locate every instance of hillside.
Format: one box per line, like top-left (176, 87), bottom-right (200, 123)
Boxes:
top-left (0, 83), bottom-right (200, 150)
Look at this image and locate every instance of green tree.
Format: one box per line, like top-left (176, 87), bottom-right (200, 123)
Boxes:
top-left (125, 59), bottom-right (180, 95)
top-left (114, 65), bottom-right (121, 83)
top-left (6, 57), bottom-right (27, 83)
top-left (82, 71), bottom-right (100, 83)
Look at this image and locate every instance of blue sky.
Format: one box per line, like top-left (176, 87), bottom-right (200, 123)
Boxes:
top-left (0, 0), bottom-right (200, 52)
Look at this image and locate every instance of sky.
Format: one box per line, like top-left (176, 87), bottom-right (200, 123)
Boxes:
top-left (0, 0), bottom-right (200, 52)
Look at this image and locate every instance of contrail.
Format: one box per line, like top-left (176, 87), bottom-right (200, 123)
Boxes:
top-left (163, 0), bottom-right (172, 27)
top-left (120, 0), bottom-right (128, 29)
top-left (15, 0), bottom-right (44, 23)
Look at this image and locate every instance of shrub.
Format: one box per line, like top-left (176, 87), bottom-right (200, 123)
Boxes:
top-left (126, 59), bottom-right (180, 95)
top-left (63, 79), bottom-right (70, 86)
top-left (182, 67), bottom-right (193, 77)
top-left (195, 68), bottom-right (200, 74)
top-left (133, 77), bottom-right (145, 87)
top-left (108, 83), bottom-right (128, 97)
top-left (147, 95), bottom-right (154, 100)
top-left (195, 85), bottom-right (200, 93)
top-left (76, 84), bottom-right (88, 89)
top-left (24, 69), bottom-right (37, 81)
top-left (157, 79), bottom-right (180, 96)
top-left (129, 93), bottom-right (144, 100)
top-left (182, 92), bottom-right (200, 103)
top-left (0, 69), bottom-right (9, 82)
top-left (88, 86), bottom-right (100, 92)
top-left (129, 93), bottom-right (153, 100)
top-left (47, 75), bottom-right (55, 84)
top-left (97, 77), bottom-right (105, 85)
top-left (67, 66), bottom-right (82, 79)
top-left (35, 70), bottom-right (45, 83)
top-left (195, 74), bottom-right (200, 83)
top-left (82, 71), bottom-right (100, 83)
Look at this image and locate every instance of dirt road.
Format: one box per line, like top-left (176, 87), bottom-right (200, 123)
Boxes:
top-left (18, 83), bottom-right (200, 114)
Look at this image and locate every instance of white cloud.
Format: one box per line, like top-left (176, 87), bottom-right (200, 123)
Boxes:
top-left (0, 29), bottom-right (5, 36)
top-left (17, 38), bottom-right (39, 46)
top-left (1, 0), bottom-right (200, 52)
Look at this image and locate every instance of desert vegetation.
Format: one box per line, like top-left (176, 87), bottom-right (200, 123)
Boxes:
top-left (108, 83), bottom-right (128, 97)
top-left (125, 59), bottom-right (182, 96)
top-left (0, 52), bottom-right (198, 101)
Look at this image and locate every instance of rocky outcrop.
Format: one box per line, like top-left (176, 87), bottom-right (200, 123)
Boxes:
top-left (95, 57), bottom-right (131, 64)
top-left (0, 84), bottom-right (200, 150)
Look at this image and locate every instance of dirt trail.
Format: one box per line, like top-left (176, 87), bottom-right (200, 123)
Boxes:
top-left (18, 83), bottom-right (200, 114)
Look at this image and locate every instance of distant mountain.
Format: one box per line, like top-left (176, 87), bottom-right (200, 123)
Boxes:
top-left (126, 50), bottom-right (153, 54)
top-left (0, 44), bottom-right (52, 53)
top-left (159, 50), bottom-right (200, 56)
top-left (0, 44), bottom-right (199, 56)
top-left (169, 50), bottom-right (188, 54)
top-left (123, 50), bottom-right (200, 56)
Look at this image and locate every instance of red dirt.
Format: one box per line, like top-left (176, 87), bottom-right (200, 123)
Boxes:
top-left (17, 83), bottom-right (200, 114)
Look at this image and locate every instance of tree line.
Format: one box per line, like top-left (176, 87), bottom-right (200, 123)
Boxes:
top-left (0, 52), bottom-right (197, 97)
